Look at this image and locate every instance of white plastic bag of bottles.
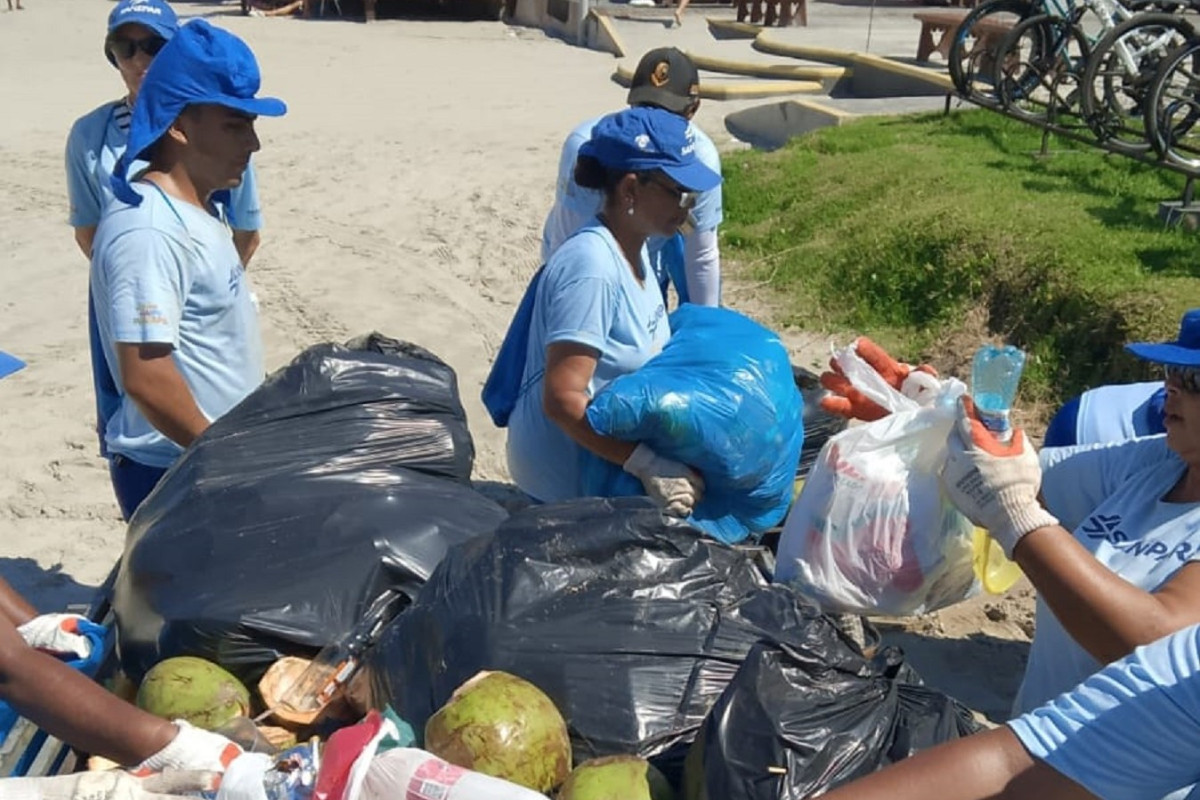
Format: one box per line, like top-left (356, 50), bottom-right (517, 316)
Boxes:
top-left (357, 749), bottom-right (546, 800)
top-left (775, 342), bottom-right (979, 616)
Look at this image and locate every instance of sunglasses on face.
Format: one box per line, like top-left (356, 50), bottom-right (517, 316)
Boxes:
top-left (647, 175), bottom-right (699, 210)
top-left (106, 34), bottom-right (167, 61)
top-left (1164, 364), bottom-right (1200, 394)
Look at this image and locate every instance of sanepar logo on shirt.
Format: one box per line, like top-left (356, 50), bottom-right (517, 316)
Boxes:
top-left (1082, 512), bottom-right (1195, 562)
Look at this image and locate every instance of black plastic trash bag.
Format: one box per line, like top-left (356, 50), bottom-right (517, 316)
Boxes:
top-left (686, 641), bottom-right (980, 800)
top-left (365, 497), bottom-right (853, 781)
top-left (112, 334), bottom-right (507, 683)
top-left (198, 332), bottom-right (477, 485)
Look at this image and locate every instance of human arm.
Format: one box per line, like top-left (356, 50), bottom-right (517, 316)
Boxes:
top-left (542, 342), bottom-right (637, 467)
top-left (0, 579), bottom-right (36, 627)
top-left (681, 227), bottom-right (720, 307)
top-left (74, 226), bottom-right (97, 260)
top-left (116, 343), bottom-right (210, 449)
top-left (815, 726), bottom-right (1095, 800)
top-left (943, 400), bottom-right (1200, 665)
top-left (231, 230), bottom-right (260, 268)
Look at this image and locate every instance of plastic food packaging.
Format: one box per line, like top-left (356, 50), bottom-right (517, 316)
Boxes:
top-left (774, 342), bottom-right (979, 616)
top-left (112, 334), bottom-right (508, 683)
top-left (358, 749), bottom-right (546, 800)
top-left (582, 305), bottom-right (805, 544)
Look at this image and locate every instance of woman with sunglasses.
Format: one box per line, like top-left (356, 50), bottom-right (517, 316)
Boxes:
top-left (505, 106), bottom-right (721, 514)
top-left (821, 310), bottom-right (1200, 725)
top-left (65, 0), bottom-right (263, 268)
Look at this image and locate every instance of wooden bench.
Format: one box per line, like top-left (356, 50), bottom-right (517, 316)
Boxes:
top-left (914, 8), bottom-right (1014, 63)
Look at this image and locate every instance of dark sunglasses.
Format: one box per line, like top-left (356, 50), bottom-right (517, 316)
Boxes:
top-left (106, 34), bottom-right (167, 61)
top-left (646, 174), bottom-right (698, 210)
top-left (1164, 364), bottom-right (1200, 394)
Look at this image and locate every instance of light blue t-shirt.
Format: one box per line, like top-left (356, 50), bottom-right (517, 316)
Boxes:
top-left (1010, 623), bottom-right (1200, 800)
top-left (90, 183), bottom-right (265, 468)
top-left (507, 219), bottom-right (669, 502)
top-left (66, 99), bottom-right (262, 231)
top-left (1077, 381), bottom-right (1166, 444)
top-left (540, 114), bottom-right (723, 284)
top-left (1015, 436), bottom-right (1200, 715)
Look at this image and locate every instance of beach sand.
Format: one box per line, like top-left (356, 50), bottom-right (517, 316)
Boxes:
top-left (0, 0), bottom-right (1030, 720)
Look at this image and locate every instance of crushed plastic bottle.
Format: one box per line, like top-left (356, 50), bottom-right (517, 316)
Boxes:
top-left (971, 344), bottom-right (1026, 442)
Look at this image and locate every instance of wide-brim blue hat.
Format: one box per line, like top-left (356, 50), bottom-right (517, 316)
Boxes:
top-left (112, 19), bottom-right (287, 206)
top-left (1127, 308), bottom-right (1200, 366)
top-left (0, 351), bottom-right (26, 380)
top-left (579, 106), bottom-right (721, 193)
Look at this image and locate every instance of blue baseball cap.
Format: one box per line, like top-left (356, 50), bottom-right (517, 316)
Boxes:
top-left (0, 351), bottom-right (25, 380)
top-left (112, 19), bottom-right (287, 206)
top-left (579, 106), bottom-right (721, 193)
top-left (108, 0), bottom-right (178, 38)
top-left (1127, 309), bottom-right (1200, 366)
top-left (105, 0), bottom-right (178, 67)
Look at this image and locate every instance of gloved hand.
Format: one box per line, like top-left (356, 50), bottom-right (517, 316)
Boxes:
top-left (4, 769), bottom-right (218, 800)
top-left (133, 721), bottom-right (243, 776)
top-left (819, 337), bottom-right (939, 421)
top-left (17, 613), bottom-right (92, 659)
top-left (940, 396), bottom-right (1060, 558)
top-left (623, 443), bottom-right (705, 518)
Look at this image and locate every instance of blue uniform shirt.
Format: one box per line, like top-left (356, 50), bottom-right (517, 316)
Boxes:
top-left (540, 114), bottom-right (723, 285)
top-left (90, 183), bottom-right (265, 468)
top-left (66, 99), bottom-right (262, 231)
top-left (507, 219), bottom-right (669, 502)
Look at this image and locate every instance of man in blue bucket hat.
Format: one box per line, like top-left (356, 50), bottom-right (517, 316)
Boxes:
top-left (66, 0), bottom-right (266, 268)
top-left (0, 354), bottom-right (241, 786)
top-left (90, 19), bottom-right (286, 521)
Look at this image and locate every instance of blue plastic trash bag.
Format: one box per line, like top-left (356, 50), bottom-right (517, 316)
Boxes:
top-left (582, 305), bottom-right (804, 543)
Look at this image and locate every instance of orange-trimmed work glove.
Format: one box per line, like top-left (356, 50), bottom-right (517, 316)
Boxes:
top-left (940, 396), bottom-right (1059, 558)
top-left (819, 337), bottom-right (939, 421)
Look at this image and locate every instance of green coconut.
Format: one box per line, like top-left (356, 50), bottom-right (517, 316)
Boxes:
top-left (424, 670), bottom-right (571, 793)
top-left (136, 656), bottom-right (251, 731)
top-left (558, 755), bottom-right (676, 800)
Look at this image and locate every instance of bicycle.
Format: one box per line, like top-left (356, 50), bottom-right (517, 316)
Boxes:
top-left (1144, 37), bottom-right (1200, 166)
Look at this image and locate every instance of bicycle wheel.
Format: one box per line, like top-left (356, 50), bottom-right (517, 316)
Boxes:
top-left (949, 0), bottom-right (1037, 100)
top-left (995, 14), bottom-right (1092, 122)
top-left (1080, 12), bottom-right (1197, 153)
top-left (1146, 40), bottom-right (1200, 167)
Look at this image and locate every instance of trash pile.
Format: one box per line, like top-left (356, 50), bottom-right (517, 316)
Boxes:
top-left (95, 332), bottom-right (982, 800)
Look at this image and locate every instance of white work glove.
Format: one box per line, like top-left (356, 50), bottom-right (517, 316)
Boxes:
top-left (0, 770), bottom-right (218, 800)
top-left (623, 443), bottom-right (705, 518)
top-left (133, 721), bottom-right (243, 775)
top-left (17, 614), bottom-right (92, 659)
top-left (940, 397), bottom-right (1060, 558)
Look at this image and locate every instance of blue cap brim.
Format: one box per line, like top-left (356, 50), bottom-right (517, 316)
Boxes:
top-left (1125, 342), bottom-right (1200, 366)
top-left (661, 160), bottom-right (721, 193)
top-left (0, 351), bottom-right (26, 379)
top-left (217, 96), bottom-right (288, 118)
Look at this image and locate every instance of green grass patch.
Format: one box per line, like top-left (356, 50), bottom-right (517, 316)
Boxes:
top-left (721, 108), bottom-right (1200, 407)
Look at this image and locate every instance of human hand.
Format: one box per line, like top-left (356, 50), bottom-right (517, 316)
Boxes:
top-left (15, 769), bottom-right (219, 800)
top-left (17, 613), bottom-right (92, 659)
top-left (134, 721), bottom-right (243, 775)
top-left (818, 337), bottom-right (939, 421)
top-left (623, 443), bottom-right (705, 518)
top-left (940, 396), bottom-right (1059, 557)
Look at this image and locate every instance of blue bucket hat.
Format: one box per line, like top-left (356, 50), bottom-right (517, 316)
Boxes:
top-left (1127, 309), bottom-right (1200, 366)
top-left (105, 0), bottom-right (178, 66)
top-left (0, 351), bottom-right (25, 380)
top-left (111, 19), bottom-right (287, 207)
top-left (579, 106), bottom-right (721, 193)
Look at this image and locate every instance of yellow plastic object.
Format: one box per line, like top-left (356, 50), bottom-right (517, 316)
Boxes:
top-left (973, 528), bottom-right (1023, 594)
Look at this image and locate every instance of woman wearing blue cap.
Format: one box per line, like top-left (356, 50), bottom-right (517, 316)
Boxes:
top-left (65, 0), bottom-right (264, 267)
top-left (818, 309), bottom-right (1200, 797)
top-left (505, 106), bottom-right (721, 515)
top-left (0, 355), bottom-right (241, 793)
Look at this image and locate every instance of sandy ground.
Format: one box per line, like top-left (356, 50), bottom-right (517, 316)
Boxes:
top-left (0, 0), bottom-right (1031, 721)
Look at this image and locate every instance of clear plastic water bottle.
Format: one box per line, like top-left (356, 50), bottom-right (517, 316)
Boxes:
top-left (971, 344), bottom-right (1026, 442)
